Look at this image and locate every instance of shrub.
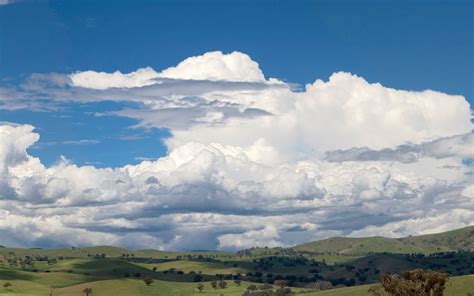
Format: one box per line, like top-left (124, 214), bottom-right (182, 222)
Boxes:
top-left (143, 277), bottom-right (154, 286)
top-left (196, 283), bottom-right (204, 293)
top-left (3, 282), bottom-right (12, 289)
top-left (369, 269), bottom-right (447, 296)
top-left (218, 280), bottom-right (227, 289)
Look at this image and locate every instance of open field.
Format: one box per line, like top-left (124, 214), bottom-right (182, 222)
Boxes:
top-left (0, 275), bottom-right (472, 295)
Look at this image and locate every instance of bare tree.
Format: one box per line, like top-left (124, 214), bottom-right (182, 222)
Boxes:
top-left (82, 287), bottom-right (92, 296)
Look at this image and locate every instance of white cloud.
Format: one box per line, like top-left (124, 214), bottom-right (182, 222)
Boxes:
top-left (158, 51), bottom-right (268, 83)
top-left (218, 225), bottom-right (283, 249)
top-left (167, 72), bottom-right (472, 159)
top-left (5, 51), bottom-right (473, 155)
top-left (349, 209), bottom-right (474, 238)
top-left (69, 51), bottom-right (273, 90)
top-left (0, 51), bottom-right (473, 250)
top-left (0, 123), bottom-right (472, 250)
top-left (70, 67), bottom-right (159, 90)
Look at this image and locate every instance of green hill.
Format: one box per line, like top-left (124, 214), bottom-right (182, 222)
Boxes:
top-left (293, 226), bottom-right (474, 255)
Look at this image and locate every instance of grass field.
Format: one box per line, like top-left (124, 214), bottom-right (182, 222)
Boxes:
top-left (0, 275), bottom-right (472, 295)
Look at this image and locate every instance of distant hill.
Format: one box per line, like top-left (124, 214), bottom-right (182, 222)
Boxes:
top-left (293, 226), bottom-right (474, 255)
top-left (1, 226), bottom-right (472, 259)
top-left (0, 245), bottom-right (233, 260)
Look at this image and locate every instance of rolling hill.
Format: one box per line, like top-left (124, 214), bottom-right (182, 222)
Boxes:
top-left (292, 225), bottom-right (474, 255)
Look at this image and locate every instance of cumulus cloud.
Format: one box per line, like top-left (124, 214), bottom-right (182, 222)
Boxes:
top-left (0, 51), bottom-right (473, 250)
top-left (4, 51), bottom-right (472, 154)
top-left (69, 51), bottom-right (273, 90)
top-left (166, 72), bottom-right (472, 158)
top-left (0, 123), bottom-right (472, 249)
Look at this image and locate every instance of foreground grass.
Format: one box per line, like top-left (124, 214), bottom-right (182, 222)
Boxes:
top-left (54, 279), bottom-right (253, 296)
top-left (0, 275), bottom-right (471, 296)
top-left (305, 275), bottom-right (474, 296)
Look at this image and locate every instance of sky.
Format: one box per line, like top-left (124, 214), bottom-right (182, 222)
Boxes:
top-left (0, 0), bottom-right (473, 250)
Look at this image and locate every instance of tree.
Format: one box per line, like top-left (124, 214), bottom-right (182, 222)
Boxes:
top-left (247, 284), bottom-right (258, 291)
top-left (3, 282), bottom-right (12, 289)
top-left (259, 283), bottom-right (273, 290)
top-left (218, 280), bottom-right (227, 289)
top-left (210, 281), bottom-right (218, 289)
top-left (307, 281), bottom-right (332, 291)
top-left (83, 287), bottom-right (92, 296)
top-left (234, 279), bottom-right (242, 286)
top-left (196, 283), bottom-right (204, 293)
top-left (369, 269), bottom-right (448, 296)
top-left (274, 280), bottom-right (288, 289)
top-left (143, 277), bottom-right (154, 286)
top-left (276, 287), bottom-right (292, 296)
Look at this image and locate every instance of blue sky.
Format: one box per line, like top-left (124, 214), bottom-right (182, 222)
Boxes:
top-left (1, 0), bottom-right (472, 167)
top-left (0, 0), bottom-right (473, 250)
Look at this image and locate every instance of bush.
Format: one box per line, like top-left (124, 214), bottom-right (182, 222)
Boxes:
top-left (369, 269), bottom-right (447, 296)
top-left (143, 277), bottom-right (154, 286)
top-left (247, 284), bottom-right (258, 291)
top-left (218, 280), bottom-right (227, 289)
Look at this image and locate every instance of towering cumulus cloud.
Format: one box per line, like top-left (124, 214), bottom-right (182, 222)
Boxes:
top-left (0, 51), bottom-right (473, 250)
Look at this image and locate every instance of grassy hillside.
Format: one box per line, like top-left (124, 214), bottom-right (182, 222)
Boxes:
top-left (53, 279), bottom-right (256, 296)
top-left (0, 246), bottom-right (233, 261)
top-left (293, 226), bottom-right (474, 255)
top-left (304, 275), bottom-right (474, 296)
top-left (0, 275), bottom-right (471, 296)
top-left (1, 226), bottom-right (470, 261)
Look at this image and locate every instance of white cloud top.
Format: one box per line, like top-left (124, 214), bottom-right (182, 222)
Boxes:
top-left (69, 51), bottom-right (269, 90)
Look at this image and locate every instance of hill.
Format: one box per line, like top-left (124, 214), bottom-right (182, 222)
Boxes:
top-left (292, 226), bottom-right (474, 255)
top-left (0, 225), bottom-right (473, 295)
